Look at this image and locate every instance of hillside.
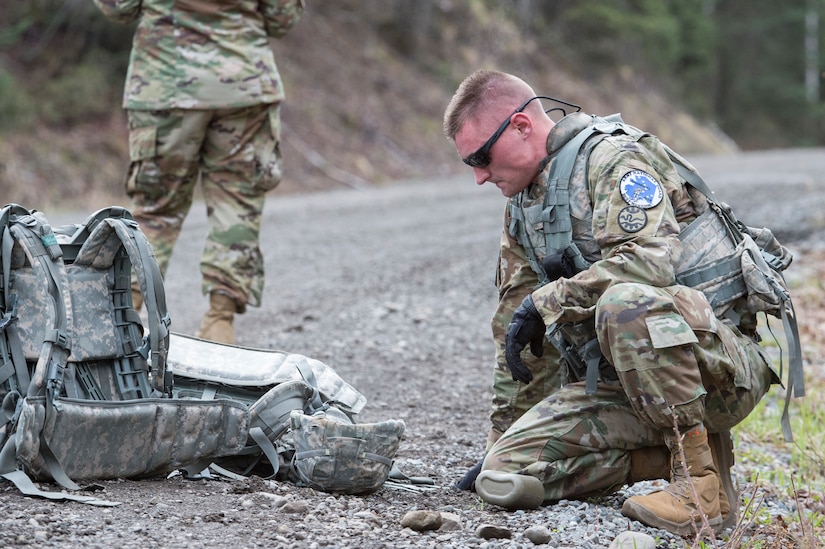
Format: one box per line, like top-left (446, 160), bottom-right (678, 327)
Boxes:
top-left (0, 2), bottom-right (737, 211)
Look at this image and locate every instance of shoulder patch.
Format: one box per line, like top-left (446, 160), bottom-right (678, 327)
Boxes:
top-left (617, 206), bottom-right (648, 233)
top-left (619, 169), bottom-right (663, 209)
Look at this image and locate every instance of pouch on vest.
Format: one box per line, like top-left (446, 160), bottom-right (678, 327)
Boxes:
top-left (675, 203), bottom-right (792, 319)
top-left (289, 409), bottom-right (405, 495)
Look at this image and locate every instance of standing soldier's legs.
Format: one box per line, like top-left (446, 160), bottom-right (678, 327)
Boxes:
top-left (125, 109), bottom-right (209, 308)
top-left (196, 103), bottom-right (283, 344)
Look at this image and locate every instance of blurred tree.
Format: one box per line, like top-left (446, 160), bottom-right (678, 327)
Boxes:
top-left (0, 0), bottom-right (821, 146)
top-left (714, 0), bottom-right (822, 147)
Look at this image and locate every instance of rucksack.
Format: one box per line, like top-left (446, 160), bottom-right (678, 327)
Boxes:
top-left (0, 205), bottom-right (248, 504)
top-left (667, 152), bottom-right (804, 442)
top-left (0, 204), bottom-right (408, 503)
top-left (289, 409), bottom-right (405, 495)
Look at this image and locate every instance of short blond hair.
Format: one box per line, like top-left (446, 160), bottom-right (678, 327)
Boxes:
top-left (442, 70), bottom-right (535, 141)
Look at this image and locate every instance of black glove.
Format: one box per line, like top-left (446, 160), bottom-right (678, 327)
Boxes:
top-left (504, 294), bottom-right (545, 384)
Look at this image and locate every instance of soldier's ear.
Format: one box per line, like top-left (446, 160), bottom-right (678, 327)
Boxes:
top-left (511, 112), bottom-right (531, 137)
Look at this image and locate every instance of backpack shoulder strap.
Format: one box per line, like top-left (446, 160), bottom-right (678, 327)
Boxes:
top-left (71, 208), bottom-right (172, 395)
top-left (4, 208), bottom-right (73, 400)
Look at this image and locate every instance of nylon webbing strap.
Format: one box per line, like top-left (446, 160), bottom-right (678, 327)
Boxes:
top-left (0, 303), bottom-right (30, 393)
top-left (249, 426), bottom-right (281, 478)
top-left (780, 300), bottom-right (804, 442)
top-left (676, 256), bottom-right (748, 310)
top-left (294, 360), bottom-right (325, 411)
top-left (8, 219), bottom-right (72, 400)
top-left (514, 117), bottom-right (622, 286)
top-left (0, 433), bottom-right (120, 506)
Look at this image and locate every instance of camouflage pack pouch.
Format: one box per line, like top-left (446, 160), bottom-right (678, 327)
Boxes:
top-left (289, 410), bottom-right (405, 495)
top-left (14, 396), bottom-right (249, 481)
top-left (739, 228), bottom-right (792, 317)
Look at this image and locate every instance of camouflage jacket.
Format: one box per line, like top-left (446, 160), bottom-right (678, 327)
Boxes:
top-left (92, 0), bottom-right (305, 110)
top-left (499, 112), bottom-right (705, 329)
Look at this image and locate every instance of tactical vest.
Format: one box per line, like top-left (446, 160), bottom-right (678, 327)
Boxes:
top-left (507, 115), bottom-right (803, 441)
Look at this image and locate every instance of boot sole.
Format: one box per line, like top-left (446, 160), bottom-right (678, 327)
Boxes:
top-left (622, 498), bottom-right (723, 537)
top-left (709, 429), bottom-right (739, 531)
top-left (475, 471), bottom-right (544, 510)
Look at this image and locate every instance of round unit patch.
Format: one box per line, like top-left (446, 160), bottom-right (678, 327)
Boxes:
top-left (617, 206), bottom-right (648, 233)
top-left (619, 170), bottom-right (663, 209)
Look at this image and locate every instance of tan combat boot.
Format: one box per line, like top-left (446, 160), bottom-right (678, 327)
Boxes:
top-left (196, 292), bottom-right (238, 344)
top-left (622, 425), bottom-right (722, 536)
top-left (709, 429), bottom-right (739, 530)
top-left (628, 445), bottom-right (671, 483)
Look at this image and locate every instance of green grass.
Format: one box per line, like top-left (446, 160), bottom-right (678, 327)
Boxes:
top-left (710, 373), bottom-right (825, 548)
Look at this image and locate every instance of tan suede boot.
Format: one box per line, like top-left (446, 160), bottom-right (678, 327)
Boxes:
top-left (628, 446), bottom-right (671, 483)
top-left (622, 425), bottom-right (722, 536)
top-left (709, 430), bottom-right (739, 530)
top-left (196, 292), bottom-right (238, 344)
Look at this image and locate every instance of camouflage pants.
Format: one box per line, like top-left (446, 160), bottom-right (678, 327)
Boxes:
top-left (489, 308), bottom-right (563, 452)
top-left (483, 283), bottom-right (778, 502)
top-left (125, 104), bottom-right (283, 310)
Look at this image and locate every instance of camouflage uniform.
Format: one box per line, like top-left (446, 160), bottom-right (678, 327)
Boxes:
top-left (92, 0), bottom-right (305, 310)
top-left (482, 112), bottom-right (780, 501)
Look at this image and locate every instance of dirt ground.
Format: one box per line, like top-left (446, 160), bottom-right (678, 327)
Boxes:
top-left (1, 149), bottom-right (824, 548)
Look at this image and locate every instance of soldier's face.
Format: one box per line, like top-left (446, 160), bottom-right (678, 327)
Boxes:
top-left (455, 117), bottom-right (537, 198)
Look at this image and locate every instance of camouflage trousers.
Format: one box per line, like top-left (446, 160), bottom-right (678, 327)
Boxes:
top-left (483, 283), bottom-right (778, 502)
top-left (125, 104), bottom-right (283, 310)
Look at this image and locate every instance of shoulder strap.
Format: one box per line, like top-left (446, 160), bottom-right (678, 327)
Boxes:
top-left (71, 208), bottom-right (172, 395)
top-left (511, 115), bottom-right (630, 287)
top-left (1, 210), bottom-right (33, 394)
top-left (6, 210), bottom-right (73, 400)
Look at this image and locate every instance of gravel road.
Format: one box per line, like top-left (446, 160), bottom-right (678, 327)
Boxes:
top-left (2, 148), bottom-right (824, 548)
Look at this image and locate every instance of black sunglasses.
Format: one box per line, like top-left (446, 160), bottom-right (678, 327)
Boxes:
top-left (461, 95), bottom-right (581, 168)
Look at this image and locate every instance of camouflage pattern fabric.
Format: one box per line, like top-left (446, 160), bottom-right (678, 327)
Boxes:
top-left (92, 0), bottom-right (304, 110)
top-left (482, 383), bottom-right (662, 501)
top-left (289, 410), bottom-right (405, 495)
top-left (17, 396), bottom-right (249, 481)
top-left (126, 106), bottom-right (282, 308)
top-left (484, 113), bottom-right (780, 502)
top-left (167, 331), bottom-right (368, 415)
top-left (489, 217), bottom-right (563, 449)
top-left (597, 283), bottom-right (778, 431)
top-left (92, 0), bottom-right (303, 310)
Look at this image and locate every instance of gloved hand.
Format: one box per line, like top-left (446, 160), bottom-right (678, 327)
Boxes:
top-left (504, 294), bottom-right (545, 384)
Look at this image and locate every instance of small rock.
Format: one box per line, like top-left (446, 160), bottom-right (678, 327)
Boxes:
top-left (400, 510), bottom-right (442, 531)
top-left (475, 524), bottom-right (512, 540)
top-left (523, 525), bottom-right (553, 544)
top-left (609, 531), bottom-right (657, 549)
top-left (437, 511), bottom-right (462, 532)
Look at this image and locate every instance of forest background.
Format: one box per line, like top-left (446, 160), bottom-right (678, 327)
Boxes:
top-left (0, 0), bottom-right (823, 209)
